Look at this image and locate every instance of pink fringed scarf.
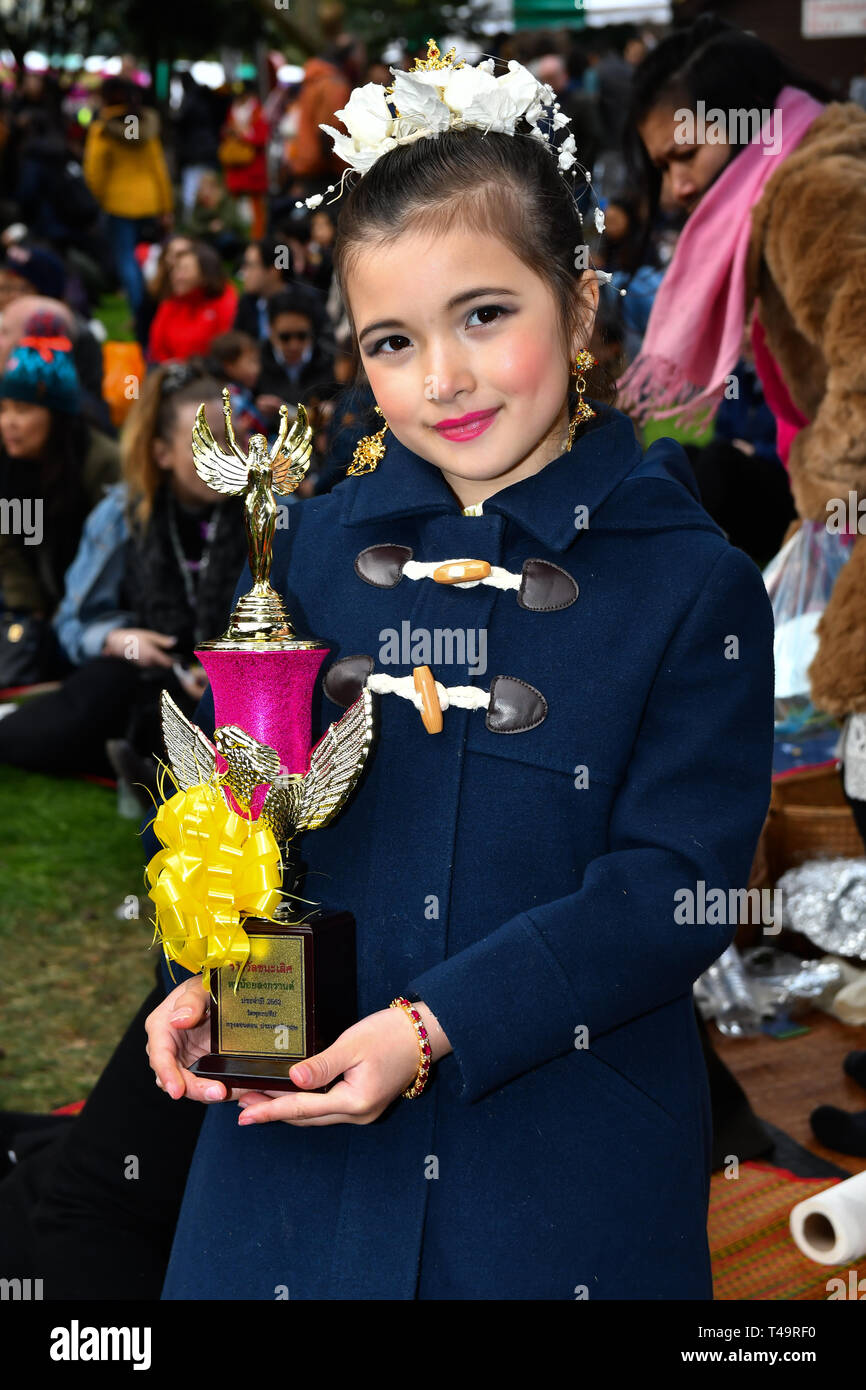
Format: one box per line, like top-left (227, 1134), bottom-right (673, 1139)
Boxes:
top-left (618, 86), bottom-right (826, 427)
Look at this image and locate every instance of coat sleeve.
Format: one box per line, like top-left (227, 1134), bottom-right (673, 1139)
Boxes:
top-left (82, 125), bottom-right (109, 206)
top-left (147, 301), bottom-right (170, 364)
top-left (53, 488), bottom-right (135, 664)
top-left (147, 137), bottom-right (174, 216)
top-left (761, 112), bottom-right (866, 519)
top-left (404, 543), bottom-right (776, 1104)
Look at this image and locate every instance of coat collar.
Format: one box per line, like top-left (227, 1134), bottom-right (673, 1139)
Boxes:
top-left (339, 406), bottom-right (643, 554)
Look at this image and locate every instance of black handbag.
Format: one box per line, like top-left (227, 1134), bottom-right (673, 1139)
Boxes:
top-left (0, 612), bottom-right (53, 689)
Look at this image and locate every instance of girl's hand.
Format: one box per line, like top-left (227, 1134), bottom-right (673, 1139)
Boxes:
top-left (145, 977), bottom-right (237, 1104)
top-left (234, 1005), bottom-right (446, 1127)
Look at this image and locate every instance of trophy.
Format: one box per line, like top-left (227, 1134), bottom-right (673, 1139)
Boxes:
top-left (147, 390), bottom-right (374, 1092)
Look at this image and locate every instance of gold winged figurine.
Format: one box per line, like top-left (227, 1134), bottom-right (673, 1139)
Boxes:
top-left (192, 387), bottom-right (313, 642)
top-left (160, 687), bottom-right (375, 851)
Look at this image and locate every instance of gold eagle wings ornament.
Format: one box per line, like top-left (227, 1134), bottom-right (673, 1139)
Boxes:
top-left (160, 687), bottom-right (375, 849)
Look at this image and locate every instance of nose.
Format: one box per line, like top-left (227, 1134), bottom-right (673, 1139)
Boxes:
top-left (423, 338), bottom-right (475, 406)
top-left (668, 165), bottom-right (697, 208)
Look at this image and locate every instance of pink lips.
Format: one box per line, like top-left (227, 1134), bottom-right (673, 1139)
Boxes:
top-left (433, 407), bottom-right (500, 442)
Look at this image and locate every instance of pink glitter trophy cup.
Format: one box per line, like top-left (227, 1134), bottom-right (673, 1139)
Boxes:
top-left (157, 390), bottom-right (374, 1091)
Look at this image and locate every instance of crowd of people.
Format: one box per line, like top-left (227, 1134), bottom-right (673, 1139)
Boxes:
top-left (0, 25), bottom-right (664, 785)
top-left (1, 12), bottom-right (866, 1303)
top-left (1, 16), bottom-right (862, 787)
top-left (2, 19), bottom-right (865, 875)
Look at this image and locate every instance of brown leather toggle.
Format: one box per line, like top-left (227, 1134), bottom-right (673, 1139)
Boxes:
top-left (323, 653), bottom-right (375, 707)
top-left (354, 544), bottom-right (413, 588)
top-left (432, 559), bottom-right (492, 584)
top-left (413, 665), bottom-right (443, 734)
top-left (486, 675), bottom-right (548, 733)
top-left (517, 559), bottom-right (579, 612)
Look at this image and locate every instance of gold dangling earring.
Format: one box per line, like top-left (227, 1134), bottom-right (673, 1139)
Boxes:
top-left (566, 348), bottom-right (597, 449)
top-left (348, 404), bottom-right (389, 476)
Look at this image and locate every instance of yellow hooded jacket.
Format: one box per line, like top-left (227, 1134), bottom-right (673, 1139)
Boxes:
top-left (83, 105), bottom-right (173, 218)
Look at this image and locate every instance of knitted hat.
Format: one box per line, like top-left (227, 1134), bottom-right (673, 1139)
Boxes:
top-left (1, 244), bottom-right (66, 300)
top-left (0, 333), bottom-right (81, 414)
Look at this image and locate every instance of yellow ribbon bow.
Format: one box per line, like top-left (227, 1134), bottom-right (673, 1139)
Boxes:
top-left (145, 782), bottom-right (283, 991)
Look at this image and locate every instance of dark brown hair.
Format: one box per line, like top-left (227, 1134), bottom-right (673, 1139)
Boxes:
top-left (207, 330), bottom-right (258, 368)
top-left (332, 124), bottom-right (613, 409)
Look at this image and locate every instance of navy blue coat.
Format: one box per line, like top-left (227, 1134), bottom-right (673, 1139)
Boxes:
top-left (160, 404), bottom-right (775, 1300)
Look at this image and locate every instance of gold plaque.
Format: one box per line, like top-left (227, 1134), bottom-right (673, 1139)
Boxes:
top-left (216, 934), bottom-right (306, 1059)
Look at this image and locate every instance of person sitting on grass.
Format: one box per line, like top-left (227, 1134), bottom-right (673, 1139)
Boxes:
top-left (147, 241), bottom-right (238, 364)
top-left (0, 320), bottom-right (118, 686)
top-left (0, 359), bottom-right (248, 792)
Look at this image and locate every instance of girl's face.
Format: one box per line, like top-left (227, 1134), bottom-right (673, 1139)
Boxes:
top-left (603, 203), bottom-right (630, 242)
top-left (637, 104), bottom-right (732, 215)
top-left (0, 399), bottom-right (52, 458)
top-left (164, 236), bottom-right (193, 271)
top-left (349, 225), bottom-right (598, 507)
top-left (154, 397), bottom-right (228, 507)
top-left (240, 245), bottom-right (265, 295)
top-left (171, 251), bottom-right (202, 298)
top-left (230, 345), bottom-right (261, 389)
top-left (310, 211), bottom-right (335, 247)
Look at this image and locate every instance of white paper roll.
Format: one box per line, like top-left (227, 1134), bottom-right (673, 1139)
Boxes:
top-left (789, 1168), bottom-right (866, 1265)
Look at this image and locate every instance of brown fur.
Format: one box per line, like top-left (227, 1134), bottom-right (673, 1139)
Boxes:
top-left (746, 102), bottom-right (866, 716)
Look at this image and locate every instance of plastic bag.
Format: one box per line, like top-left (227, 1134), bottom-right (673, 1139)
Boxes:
top-left (762, 520), bottom-right (852, 734)
top-left (102, 340), bottom-right (146, 429)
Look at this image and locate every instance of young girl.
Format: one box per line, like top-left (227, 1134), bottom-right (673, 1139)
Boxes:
top-left (146, 42), bottom-right (775, 1300)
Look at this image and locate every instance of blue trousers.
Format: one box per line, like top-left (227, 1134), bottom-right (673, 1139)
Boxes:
top-left (104, 214), bottom-right (147, 314)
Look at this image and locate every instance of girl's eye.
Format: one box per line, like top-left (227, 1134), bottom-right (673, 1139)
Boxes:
top-left (368, 304), bottom-right (512, 356)
top-left (466, 303), bottom-right (511, 328)
top-left (370, 334), bottom-right (411, 356)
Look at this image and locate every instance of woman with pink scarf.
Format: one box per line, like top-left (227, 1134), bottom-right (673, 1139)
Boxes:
top-left (620, 17), bottom-right (835, 555)
top-left (621, 15), bottom-right (866, 1159)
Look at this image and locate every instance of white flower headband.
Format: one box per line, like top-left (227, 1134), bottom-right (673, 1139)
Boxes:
top-left (295, 38), bottom-right (624, 297)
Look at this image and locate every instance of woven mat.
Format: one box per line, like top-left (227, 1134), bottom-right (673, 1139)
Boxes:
top-left (709, 1160), bottom-right (852, 1299)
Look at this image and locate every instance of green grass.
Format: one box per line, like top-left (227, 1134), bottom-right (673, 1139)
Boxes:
top-left (0, 767), bottom-right (158, 1111)
top-left (642, 412), bottom-right (715, 450)
top-left (93, 291), bottom-right (135, 343)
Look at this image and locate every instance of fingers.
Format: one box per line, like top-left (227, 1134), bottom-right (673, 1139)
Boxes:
top-left (149, 632), bottom-right (179, 648)
top-left (147, 650), bottom-right (176, 669)
top-left (236, 1080), bottom-right (368, 1126)
top-left (145, 979), bottom-right (215, 1102)
top-left (288, 1035), bottom-right (357, 1092)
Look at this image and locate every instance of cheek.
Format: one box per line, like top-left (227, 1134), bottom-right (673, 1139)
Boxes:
top-left (698, 147), bottom-right (726, 187)
top-left (488, 333), bottom-right (557, 398)
top-left (363, 363), bottom-right (414, 424)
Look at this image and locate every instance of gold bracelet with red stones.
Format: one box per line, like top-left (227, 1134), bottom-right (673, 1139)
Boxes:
top-left (389, 997), bottom-right (433, 1098)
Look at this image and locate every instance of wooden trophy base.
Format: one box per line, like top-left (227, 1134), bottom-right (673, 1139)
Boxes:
top-left (189, 911), bottom-right (356, 1093)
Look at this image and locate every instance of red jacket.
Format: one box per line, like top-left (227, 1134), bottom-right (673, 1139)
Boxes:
top-left (148, 283), bottom-right (239, 363)
top-left (220, 99), bottom-right (269, 196)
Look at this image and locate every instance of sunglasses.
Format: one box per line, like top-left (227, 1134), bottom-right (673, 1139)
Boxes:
top-left (275, 329), bottom-right (311, 343)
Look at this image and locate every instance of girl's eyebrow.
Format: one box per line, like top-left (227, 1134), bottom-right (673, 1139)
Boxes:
top-left (358, 286), bottom-right (519, 343)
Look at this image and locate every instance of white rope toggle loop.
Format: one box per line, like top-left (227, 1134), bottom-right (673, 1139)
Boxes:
top-left (401, 558), bottom-right (520, 591)
top-left (366, 672), bottom-right (490, 713)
